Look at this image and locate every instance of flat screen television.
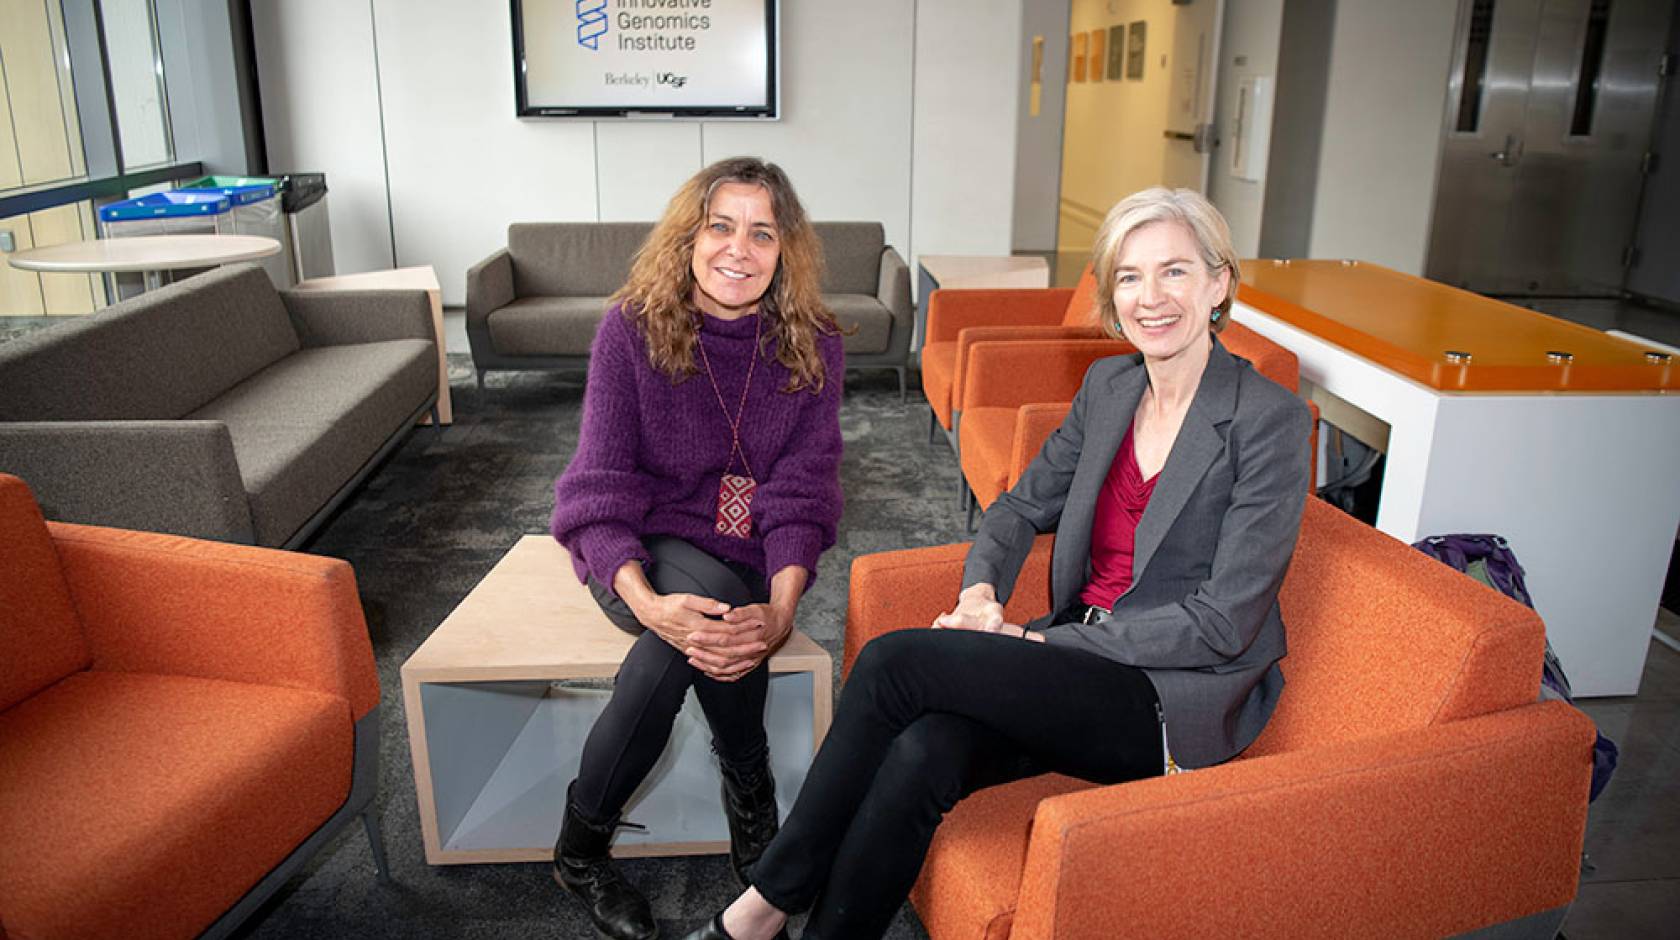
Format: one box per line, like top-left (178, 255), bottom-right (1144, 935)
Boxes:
top-left (512, 0), bottom-right (779, 118)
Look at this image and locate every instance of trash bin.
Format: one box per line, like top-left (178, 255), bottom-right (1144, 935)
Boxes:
top-left (98, 191), bottom-right (244, 297)
top-left (277, 173), bottom-right (334, 282)
top-left (177, 176), bottom-right (292, 288)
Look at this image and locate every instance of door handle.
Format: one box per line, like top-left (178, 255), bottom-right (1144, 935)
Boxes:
top-left (1488, 134), bottom-right (1522, 167)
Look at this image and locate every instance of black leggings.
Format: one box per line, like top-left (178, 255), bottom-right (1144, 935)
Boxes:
top-left (570, 537), bottom-right (772, 824)
top-left (752, 628), bottom-right (1163, 940)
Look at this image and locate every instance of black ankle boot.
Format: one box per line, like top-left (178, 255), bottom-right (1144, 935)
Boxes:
top-left (717, 749), bottom-right (780, 888)
top-left (554, 792), bottom-right (658, 940)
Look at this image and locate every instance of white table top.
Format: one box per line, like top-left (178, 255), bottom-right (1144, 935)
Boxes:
top-left (917, 254), bottom-right (1050, 287)
top-left (294, 265), bottom-right (440, 293)
top-left (6, 234), bottom-right (281, 274)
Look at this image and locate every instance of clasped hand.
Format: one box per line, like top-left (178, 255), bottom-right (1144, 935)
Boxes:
top-left (932, 583), bottom-right (1042, 641)
top-left (629, 592), bottom-right (791, 682)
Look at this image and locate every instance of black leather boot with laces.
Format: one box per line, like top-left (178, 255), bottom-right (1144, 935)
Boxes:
top-left (554, 790), bottom-right (658, 940)
top-left (716, 748), bottom-right (780, 888)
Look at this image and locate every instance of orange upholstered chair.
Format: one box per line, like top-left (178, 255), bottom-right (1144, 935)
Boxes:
top-left (0, 473), bottom-right (385, 940)
top-left (842, 497), bottom-right (1594, 939)
top-left (958, 321), bottom-right (1300, 511)
top-left (920, 265), bottom-right (1100, 440)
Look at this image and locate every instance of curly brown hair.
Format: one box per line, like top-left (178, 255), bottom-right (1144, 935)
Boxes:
top-left (612, 157), bottom-right (839, 393)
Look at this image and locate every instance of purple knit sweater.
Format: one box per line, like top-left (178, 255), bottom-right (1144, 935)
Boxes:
top-left (551, 304), bottom-right (844, 592)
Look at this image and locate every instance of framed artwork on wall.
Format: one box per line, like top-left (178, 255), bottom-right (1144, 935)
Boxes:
top-left (1088, 29), bottom-right (1105, 82)
top-left (1107, 24), bottom-right (1126, 80)
top-left (1126, 21), bottom-right (1147, 80)
top-left (1072, 32), bottom-right (1088, 82)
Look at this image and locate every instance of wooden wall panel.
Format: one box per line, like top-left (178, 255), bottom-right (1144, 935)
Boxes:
top-left (31, 206), bottom-right (97, 314)
top-left (0, 0), bottom-right (79, 185)
top-left (0, 218), bottom-right (45, 315)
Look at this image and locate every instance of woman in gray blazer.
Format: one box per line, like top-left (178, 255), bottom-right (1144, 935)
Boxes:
top-left (683, 188), bottom-right (1313, 940)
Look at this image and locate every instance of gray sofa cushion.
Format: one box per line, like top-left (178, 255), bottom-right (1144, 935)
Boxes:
top-left (828, 294), bottom-right (894, 355)
top-left (0, 265), bottom-right (299, 421)
top-left (508, 223), bottom-right (652, 298)
top-left (813, 222), bottom-right (884, 294)
top-left (186, 339), bottom-right (435, 545)
top-left (488, 296), bottom-right (611, 357)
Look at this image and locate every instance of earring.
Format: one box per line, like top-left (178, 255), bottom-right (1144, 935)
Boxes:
top-left (1210, 307), bottom-right (1222, 322)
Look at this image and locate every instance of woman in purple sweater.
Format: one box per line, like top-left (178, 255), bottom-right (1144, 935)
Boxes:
top-left (549, 157), bottom-right (843, 940)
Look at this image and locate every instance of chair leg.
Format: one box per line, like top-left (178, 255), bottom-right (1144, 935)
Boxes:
top-left (928, 407), bottom-right (939, 443)
top-left (896, 367), bottom-right (907, 404)
top-left (475, 369), bottom-right (486, 390)
top-left (362, 809), bottom-right (391, 882)
top-left (430, 404), bottom-right (443, 436)
top-left (966, 496), bottom-right (978, 531)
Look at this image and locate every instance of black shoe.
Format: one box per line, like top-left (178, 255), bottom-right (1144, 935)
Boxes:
top-left (679, 913), bottom-right (733, 940)
top-left (554, 789), bottom-right (658, 940)
top-left (677, 913), bottom-right (790, 940)
top-left (717, 748), bottom-right (780, 888)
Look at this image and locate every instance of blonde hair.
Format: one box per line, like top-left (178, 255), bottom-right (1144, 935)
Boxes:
top-left (611, 157), bottom-right (838, 392)
top-left (1090, 187), bottom-right (1241, 337)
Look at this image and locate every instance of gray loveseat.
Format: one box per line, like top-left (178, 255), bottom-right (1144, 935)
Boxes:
top-left (0, 263), bottom-right (439, 548)
top-left (466, 221), bottom-right (915, 398)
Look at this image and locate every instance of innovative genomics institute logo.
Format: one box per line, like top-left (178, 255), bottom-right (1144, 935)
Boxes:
top-left (576, 0), bottom-right (607, 50)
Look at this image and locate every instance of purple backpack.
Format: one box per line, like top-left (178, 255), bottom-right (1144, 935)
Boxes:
top-left (1413, 534), bottom-right (1618, 801)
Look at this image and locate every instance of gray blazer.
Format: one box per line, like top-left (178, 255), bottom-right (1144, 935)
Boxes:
top-left (962, 339), bottom-right (1312, 768)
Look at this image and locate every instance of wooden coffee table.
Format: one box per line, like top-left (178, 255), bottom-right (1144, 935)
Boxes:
top-left (401, 536), bottom-right (833, 864)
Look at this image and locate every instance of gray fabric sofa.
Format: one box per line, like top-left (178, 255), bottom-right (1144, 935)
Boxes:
top-left (0, 263), bottom-right (439, 548)
top-left (466, 221), bottom-right (915, 398)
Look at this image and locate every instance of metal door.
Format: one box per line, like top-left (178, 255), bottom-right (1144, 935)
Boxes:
top-left (1427, 0), bottom-right (1672, 295)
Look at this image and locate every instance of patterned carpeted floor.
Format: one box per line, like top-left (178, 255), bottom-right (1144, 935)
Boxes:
top-left (229, 355), bottom-right (962, 939)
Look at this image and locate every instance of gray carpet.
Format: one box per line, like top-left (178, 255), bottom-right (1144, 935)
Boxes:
top-left (231, 355), bottom-right (962, 939)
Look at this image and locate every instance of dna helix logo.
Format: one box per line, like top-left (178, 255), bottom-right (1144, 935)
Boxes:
top-left (576, 0), bottom-right (607, 50)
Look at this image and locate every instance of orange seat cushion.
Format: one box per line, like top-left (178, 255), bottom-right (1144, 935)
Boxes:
top-left (0, 671), bottom-right (354, 940)
top-left (0, 477), bottom-right (90, 712)
top-left (1058, 267), bottom-right (1099, 327)
top-left (958, 406), bottom-right (1020, 508)
top-left (922, 341), bottom-right (960, 429)
top-left (911, 774), bottom-right (1091, 940)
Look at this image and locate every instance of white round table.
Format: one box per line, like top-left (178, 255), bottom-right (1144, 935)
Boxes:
top-left (7, 234), bottom-right (282, 291)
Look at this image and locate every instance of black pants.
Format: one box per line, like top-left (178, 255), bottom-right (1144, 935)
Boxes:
top-left (570, 537), bottom-right (773, 824)
top-left (752, 628), bottom-right (1163, 939)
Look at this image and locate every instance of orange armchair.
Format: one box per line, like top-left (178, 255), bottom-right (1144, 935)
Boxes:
top-left (920, 265), bottom-right (1100, 437)
top-left (0, 474), bottom-right (385, 940)
top-left (843, 497), bottom-right (1593, 939)
top-left (959, 321), bottom-right (1302, 510)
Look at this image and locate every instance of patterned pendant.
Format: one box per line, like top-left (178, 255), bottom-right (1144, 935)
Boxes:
top-left (715, 473), bottom-right (757, 538)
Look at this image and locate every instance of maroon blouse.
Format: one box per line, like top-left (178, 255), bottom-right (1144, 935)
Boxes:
top-left (1078, 424), bottom-right (1159, 609)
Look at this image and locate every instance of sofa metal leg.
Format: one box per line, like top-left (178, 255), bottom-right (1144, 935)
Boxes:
top-left (475, 369), bottom-right (486, 390)
top-left (430, 404), bottom-right (443, 436)
top-left (896, 367), bottom-right (907, 404)
top-left (362, 810), bottom-right (391, 882)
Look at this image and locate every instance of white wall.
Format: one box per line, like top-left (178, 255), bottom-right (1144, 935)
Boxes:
top-left (253, 0), bottom-right (1021, 305)
top-left (1205, 0), bottom-right (1284, 257)
top-left (913, 0), bottom-right (1023, 260)
top-left (1307, 0), bottom-right (1457, 273)
top-left (252, 0), bottom-right (394, 276)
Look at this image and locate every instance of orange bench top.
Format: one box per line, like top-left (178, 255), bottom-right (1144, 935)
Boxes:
top-left (1237, 260), bottom-right (1677, 393)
